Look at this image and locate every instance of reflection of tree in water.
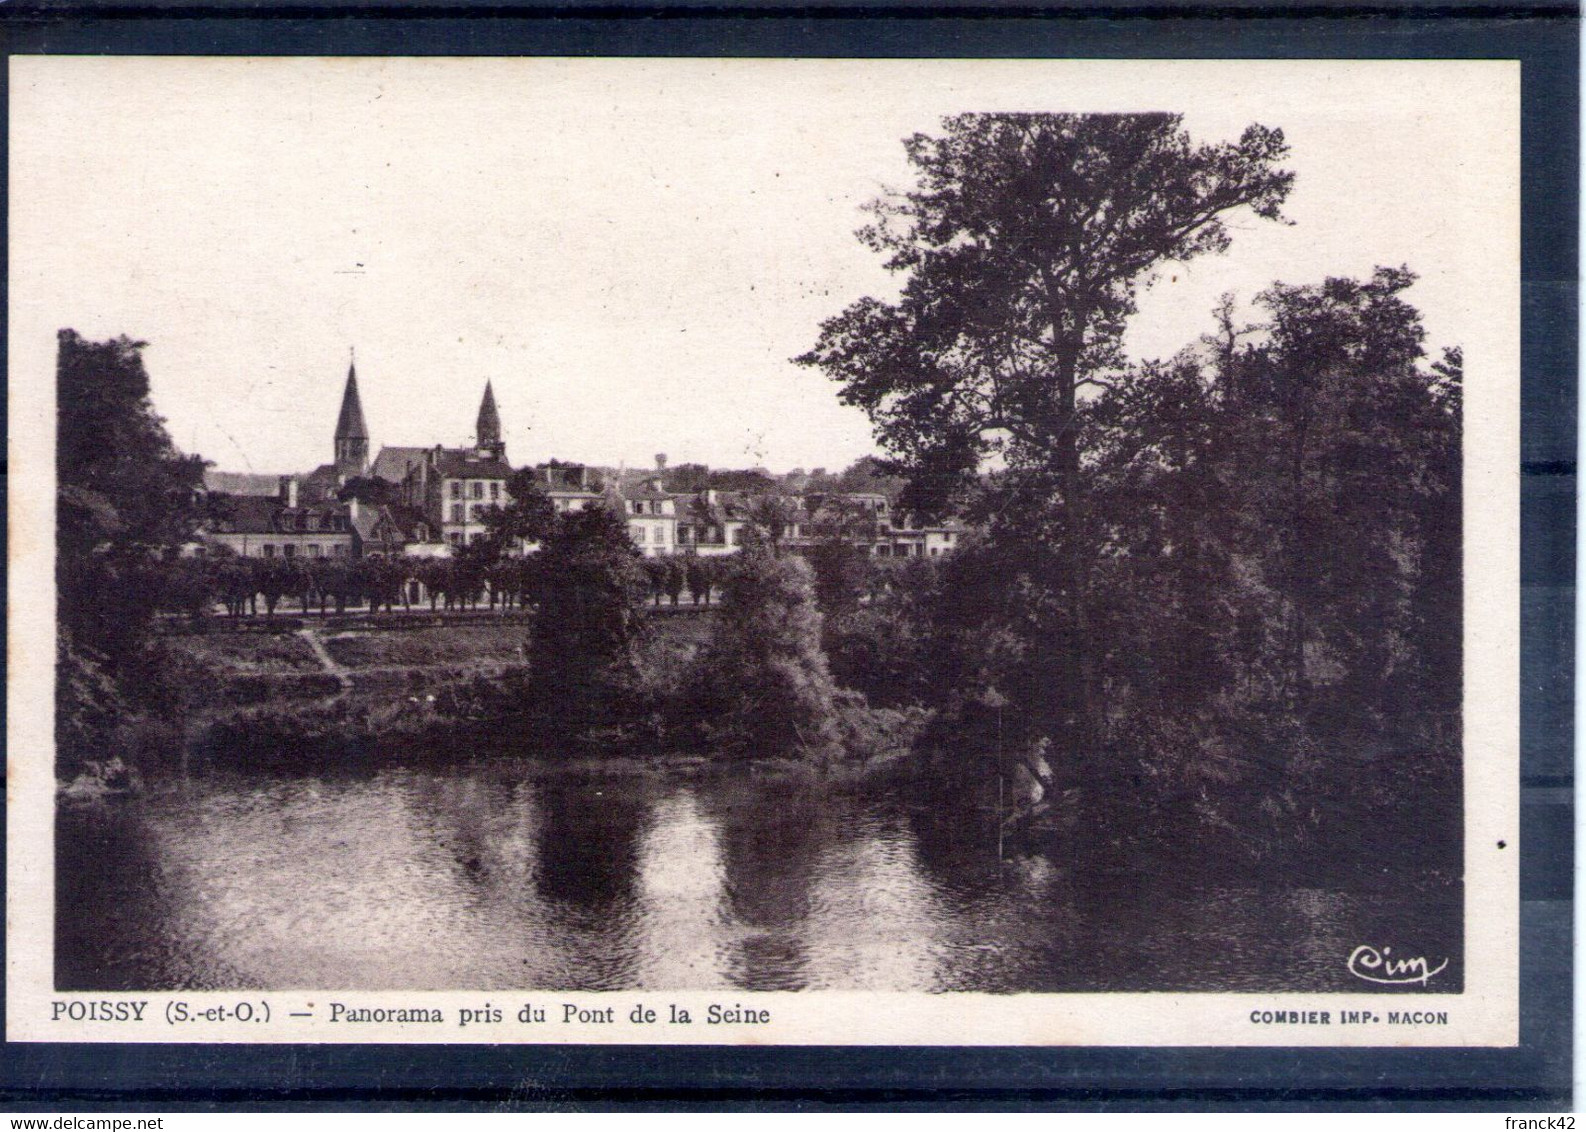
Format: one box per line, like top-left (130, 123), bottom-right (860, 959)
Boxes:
top-left (901, 769), bottom-right (1007, 905)
top-left (403, 769), bottom-right (540, 902)
top-left (57, 801), bottom-right (183, 990)
top-left (704, 781), bottom-right (829, 991)
top-left (533, 776), bottom-right (650, 920)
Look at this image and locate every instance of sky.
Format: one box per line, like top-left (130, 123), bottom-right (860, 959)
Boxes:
top-left (10, 57), bottom-right (1518, 476)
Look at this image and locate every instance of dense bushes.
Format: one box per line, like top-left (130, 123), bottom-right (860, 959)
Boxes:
top-left (683, 550), bottom-right (845, 760)
top-left (797, 273), bottom-right (1463, 872)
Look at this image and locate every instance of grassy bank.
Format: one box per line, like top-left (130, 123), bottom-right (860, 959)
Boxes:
top-left (105, 611), bottom-right (924, 777)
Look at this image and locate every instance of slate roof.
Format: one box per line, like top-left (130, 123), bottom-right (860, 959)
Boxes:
top-left (432, 448), bottom-right (514, 481)
top-left (350, 506), bottom-right (385, 542)
top-left (385, 503), bottom-right (435, 541)
top-left (207, 496), bottom-right (350, 536)
top-left (299, 464), bottom-right (343, 504)
top-left (208, 495), bottom-right (282, 533)
top-left (203, 470), bottom-right (284, 497)
top-left (533, 464), bottom-right (601, 492)
top-left (370, 446), bottom-right (429, 484)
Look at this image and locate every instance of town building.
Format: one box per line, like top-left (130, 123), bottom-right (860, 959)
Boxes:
top-left (673, 489), bottom-right (752, 555)
top-left (621, 476), bottom-right (678, 557)
top-left (387, 382), bottom-right (514, 550)
top-left (199, 354), bottom-right (967, 566)
top-left (530, 463), bottom-right (604, 515)
top-left (202, 476), bottom-right (407, 560)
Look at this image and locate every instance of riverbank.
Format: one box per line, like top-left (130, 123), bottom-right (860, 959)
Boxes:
top-left (65, 617), bottom-right (1451, 899)
top-left (85, 614), bottom-right (923, 777)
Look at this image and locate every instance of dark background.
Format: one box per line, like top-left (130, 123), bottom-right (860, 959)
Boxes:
top-left (0, 6), bottom-right (1573, 1110)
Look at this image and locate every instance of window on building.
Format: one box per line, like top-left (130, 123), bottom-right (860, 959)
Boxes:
top-left (308, 545), bottom-right (321, 557)
top-left (332, 544), bottom-right (347, 557)
top-left (730, 528), bottom-right (744, 546)
top-left (471, 504), bottom-right (483, 519)
top-left (262, 544), bottom-right (276, 558)
top-left (471, 482), bottom-right (484, 500)
top-left (284, 544), bottom-right (297, 558)
top-left (470, 532), bottom-right (483, 544)
top-left (447, 532), bottom-right (462, 547)
top-left (451, 504), bottom-right (464, 522)
top-left (635, 527), bottom-right (647, 543)
top-left (450, 482), bottom-right (462, 500)
top-left (490, 481), bottom-right (500, 500)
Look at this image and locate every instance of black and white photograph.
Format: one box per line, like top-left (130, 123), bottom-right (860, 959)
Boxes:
top-left (9, 57), bottom-right (1519, 1045)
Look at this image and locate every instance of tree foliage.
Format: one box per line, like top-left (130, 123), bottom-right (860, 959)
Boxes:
top-left (798, 114), bottom-right (1296, 753)
top-left (57, 330), bottom-right (206, 663)
top-left (55, 330), bottom-right (206, 774)
top-left (799, 113), bottom-right (1294, 516)
top-left (525, 506), bottom-right (649, 735)
top-left (690, 549), bottom-right (843, 759)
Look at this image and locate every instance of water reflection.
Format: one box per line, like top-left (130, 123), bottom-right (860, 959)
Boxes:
top-left (56, 761), bottom-right (1461, 993)
top-left (707, 782), bottom-right (826, 990)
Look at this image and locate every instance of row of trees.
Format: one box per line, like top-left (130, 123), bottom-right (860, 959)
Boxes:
top-left (639, 555), bottom-right (725, 607)
top-left (155, 552), bottom-right (529, 620)
top-left (150, 544), bottom-right (734, 622)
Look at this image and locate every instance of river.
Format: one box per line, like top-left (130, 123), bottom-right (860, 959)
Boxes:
top-left (56, 760), bottom-right (1461, 993)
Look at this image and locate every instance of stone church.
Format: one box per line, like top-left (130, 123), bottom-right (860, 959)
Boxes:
top-left (202, 361), bottom-right (514, 558)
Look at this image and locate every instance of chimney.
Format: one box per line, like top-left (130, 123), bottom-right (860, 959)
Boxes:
top-left (280, 476), bottom-right (299, 508)
top-left (348, 497), bottom-right (360, 522)
top-left (704, 489), bottom-right (718, 506)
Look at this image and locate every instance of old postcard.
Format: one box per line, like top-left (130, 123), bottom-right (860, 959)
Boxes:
top-left (8, 56), bottom-right (1519, 1046)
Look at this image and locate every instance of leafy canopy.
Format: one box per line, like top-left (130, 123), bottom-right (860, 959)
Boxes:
top-left (799, 113), bottom-right (1294, 516)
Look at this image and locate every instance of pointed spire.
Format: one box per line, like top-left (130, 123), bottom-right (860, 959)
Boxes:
top-left (334, 356), bottom-right (369, 478)
top-left (336, 361), bottom-right (369, 441)
top-left (476, 380), bottom-right (502, 448)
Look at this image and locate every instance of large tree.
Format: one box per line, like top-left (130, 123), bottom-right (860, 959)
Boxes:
top-left (525, 506), bottom-right (649, 738)
top-left (799, 113), bottom-right (1294, 749)
top-left (57, 330), bottom-right (206, 661)
top-left (56, 330), bottom-right (205, 774)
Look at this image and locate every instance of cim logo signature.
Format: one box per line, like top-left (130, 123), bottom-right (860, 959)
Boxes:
top-left (1346, 944), bottom-right (1448, 986)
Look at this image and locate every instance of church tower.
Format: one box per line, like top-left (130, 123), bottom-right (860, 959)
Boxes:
top-left (476, 380), bottom-right (505, 460)
top-left (334, 359), bottom-right (370, 479)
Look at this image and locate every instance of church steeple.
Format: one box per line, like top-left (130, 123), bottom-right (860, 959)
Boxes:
top-left (476, 380), bottom-right (504, 459)
top-left (334, 356), bottom-right (369, 478)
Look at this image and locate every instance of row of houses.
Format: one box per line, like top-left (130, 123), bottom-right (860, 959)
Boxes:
top-left (200, 363), bottom-right (965, 562)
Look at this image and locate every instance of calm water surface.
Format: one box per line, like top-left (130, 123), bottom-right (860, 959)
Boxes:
top-left (57, 760), bottom-right (1460, 992)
